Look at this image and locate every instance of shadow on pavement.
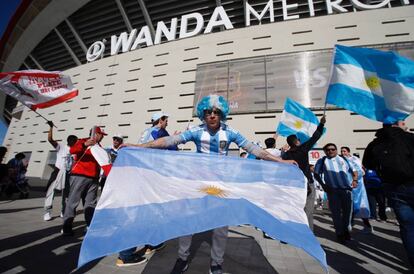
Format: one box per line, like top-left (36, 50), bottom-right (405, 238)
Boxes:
top-left (0, 222), bottom-right (100, 274)
top-left (143, 230), bottom-right (278, 274)
top-left (314, 213), bottom-right (410, 273)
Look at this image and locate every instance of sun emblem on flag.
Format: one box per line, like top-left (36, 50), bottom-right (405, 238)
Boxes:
top-left (294, 120), bottom-right (303, 129)
top-left (366, 76), bottom-right (381, 90)
top-left (199, 185), bottom-right (227, 198)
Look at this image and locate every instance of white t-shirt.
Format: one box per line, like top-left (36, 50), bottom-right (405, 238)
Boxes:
top-left (55, 143), bottom-right (70, 170)
top-left (265, 148), bottom-right (281, 158)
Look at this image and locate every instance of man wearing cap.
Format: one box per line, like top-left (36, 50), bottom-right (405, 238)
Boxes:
top-left (62, 126), bottom-right (109, 236)
top-left (99, 134), bottom-right (124, 190)
top-left (123, 95), bottom-right (296, 274)
top-left (139, 111), bottom-right (178, 150)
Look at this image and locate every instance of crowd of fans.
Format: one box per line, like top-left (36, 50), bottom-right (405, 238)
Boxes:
top-left (0, 95), bottom-right (412, 273)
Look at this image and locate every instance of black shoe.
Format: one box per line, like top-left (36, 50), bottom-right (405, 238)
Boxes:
top-left (116, 256), bottom-right (147, 267)
top-left (336, 234), bottom-right (346, 244)
top-left (145, 243), bottom-right (166, 255)
top-left (60, 228), bottom-right (74, 236)
top-left (170, 258), bottom-right (188, 274)
top-left (210, 264), bottom-right (223, 274)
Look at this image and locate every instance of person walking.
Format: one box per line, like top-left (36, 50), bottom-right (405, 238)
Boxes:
top-left (43, 121), bottom-right (78, 221)
top-left (61, 126), bottom-right (109, 236)
top-left (363, 120), bottom-right (414, 268)
top-left (341, 146), bottom-right (373, 234)
top-left (314, 143), bottom-right (358, 244)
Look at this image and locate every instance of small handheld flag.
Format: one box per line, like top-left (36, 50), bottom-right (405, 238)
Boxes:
top-left (277, 98), bottom-right (323, 143)
top-left (326, 44), bottom-right (414, 123)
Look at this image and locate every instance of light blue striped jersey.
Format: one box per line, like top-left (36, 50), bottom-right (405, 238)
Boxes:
top-left (314, 155), bottom-right (355, 189)
top-left (346, 156), bottom-right (364, 180)
top-left (178, 123), bottom-right (249, 155)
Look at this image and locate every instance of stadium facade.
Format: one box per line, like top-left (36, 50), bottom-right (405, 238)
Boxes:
top-left (0, 0), bottom-right (413, 179)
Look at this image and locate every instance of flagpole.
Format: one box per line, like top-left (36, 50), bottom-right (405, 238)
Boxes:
top-left (20, 102), bottom-right (58, 128)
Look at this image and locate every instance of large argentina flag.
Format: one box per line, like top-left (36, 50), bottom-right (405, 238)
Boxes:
top-left (326, 44), bottom-right (414, 123)
top-left (78, 147), bottom-right (327, 269)
top-left (277, 98), bottom-right (324, 143)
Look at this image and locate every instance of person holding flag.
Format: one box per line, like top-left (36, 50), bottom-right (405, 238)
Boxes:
top-left (61, 126), bottom-right (111, 236)
top-left (122, 95), bottom-right (297, 274)
top-left (43, 121), bottom-right (78, 221)
top-left (278, 98), bottom-right (326, 231)
top-left (340, 147), bottom-right (372, 234)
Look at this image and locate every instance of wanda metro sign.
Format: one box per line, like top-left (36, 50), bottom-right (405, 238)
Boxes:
top-left (86, 0), bottom-right (410, 61)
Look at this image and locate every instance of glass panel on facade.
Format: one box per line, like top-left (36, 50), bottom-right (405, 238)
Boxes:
top-left (193, 43), bottom-right (414, 115)
top-left (266, 51), bottom-right (332, 110)
top-left (228, 57), bottom-right (266, 113)
top-left (194, 62), bottom-right (228, 109)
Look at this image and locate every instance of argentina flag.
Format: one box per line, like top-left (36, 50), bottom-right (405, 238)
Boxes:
top-left (78, 147), bottom-right (327, 270)
top-left (277, 98), bottom-right (323, 143)
top-left (326, 44), bottom-right (414, 123)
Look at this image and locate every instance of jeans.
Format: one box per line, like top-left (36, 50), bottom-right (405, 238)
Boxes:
top-left (327, 188), bottom-right (353, 236)
top-left (384, 183), bottom-right (414, 268)
top-left (366, 187), bottom-right (387, 220)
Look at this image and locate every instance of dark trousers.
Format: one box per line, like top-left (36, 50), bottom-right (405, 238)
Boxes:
top-left (366, 187), bottom-right (387, 220)
top-left (384, 183), bottom-right (414, 268)
top-left (328, 189), bottom-right (353, 236)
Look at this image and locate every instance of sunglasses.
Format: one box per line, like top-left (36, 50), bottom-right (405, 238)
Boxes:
top-left (325, 148), bottom-right (337, 152)
top-left (204, 109), bottom-right (222, 116)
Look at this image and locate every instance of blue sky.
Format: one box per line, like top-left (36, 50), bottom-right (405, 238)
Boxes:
top-left (0, 0), bottom-right (22, 144)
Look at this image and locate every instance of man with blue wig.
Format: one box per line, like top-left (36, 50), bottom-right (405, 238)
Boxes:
top-left (123, 95), bottom-right (296, 274)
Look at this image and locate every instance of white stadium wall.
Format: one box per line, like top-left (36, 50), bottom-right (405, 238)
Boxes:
top-left (3, 5), bottom-right (414, 178)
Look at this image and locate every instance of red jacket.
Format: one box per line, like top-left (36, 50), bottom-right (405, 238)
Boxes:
top-left (70, 138), bottom-right (100, 178)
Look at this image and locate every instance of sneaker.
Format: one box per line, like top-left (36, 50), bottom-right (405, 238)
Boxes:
top-left (361, 226), bottom-right (374, 234)
top-left (116, 256), bottom-right (147, 267)
top-left (145, 243), bottom-right (166, 255)
top-left (170, 258), bottom-right (188, 274)
top-left (43, 211), bottom-right (52, 221)
top-left (210, 264), bottom-right (223, 274)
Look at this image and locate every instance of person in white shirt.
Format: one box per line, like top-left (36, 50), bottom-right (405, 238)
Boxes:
top-left (43, 121), bottom-right (78, 221)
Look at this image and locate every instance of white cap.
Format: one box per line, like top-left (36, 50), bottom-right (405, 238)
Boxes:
top-left (151, 111), bottom-right (169, 122)
top-left (113, 133), bottom-right (123, 140)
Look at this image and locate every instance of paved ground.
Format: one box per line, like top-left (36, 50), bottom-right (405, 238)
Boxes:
top-left (0, 185), bottom-right (411, 274)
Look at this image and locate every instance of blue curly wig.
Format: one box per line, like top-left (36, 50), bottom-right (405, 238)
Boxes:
top-left (196, 95), bottom-right (229, 121)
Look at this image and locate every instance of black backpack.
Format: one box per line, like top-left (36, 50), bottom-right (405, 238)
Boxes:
top-left (370, 134), bottom-right (414, 183)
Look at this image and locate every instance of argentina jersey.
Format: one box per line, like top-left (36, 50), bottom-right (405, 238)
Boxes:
top-left (179, 123), bottom-right (249, 155)
top-left (315, 155), bottom-right (355, 189)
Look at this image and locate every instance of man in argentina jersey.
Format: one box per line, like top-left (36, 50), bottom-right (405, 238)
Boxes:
top-left (314, 143), bottom-right (358, 245)
top-left (123, 95), bottom-right (297, 274)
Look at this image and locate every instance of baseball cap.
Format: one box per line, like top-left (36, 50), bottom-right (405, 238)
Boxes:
top-left (93, 126), bottom-right (107, 136)
top-left (151, 111), bottom-right (169, 122)
top-left (113, 133), bottom-right (123, 140)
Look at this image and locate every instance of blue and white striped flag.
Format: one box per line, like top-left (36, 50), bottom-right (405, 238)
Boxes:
top-left (78, 147), bottom-right (327, 270)
top-left (277, 98), bottom-right (323, 143)
top-left (327, 44), bottom-right (414, 123)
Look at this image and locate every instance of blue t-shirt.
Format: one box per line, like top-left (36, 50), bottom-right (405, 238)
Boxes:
top-left (178, 123), bottom-right (249, 155)
top-left (140, 127), bottom-right (177, 150)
